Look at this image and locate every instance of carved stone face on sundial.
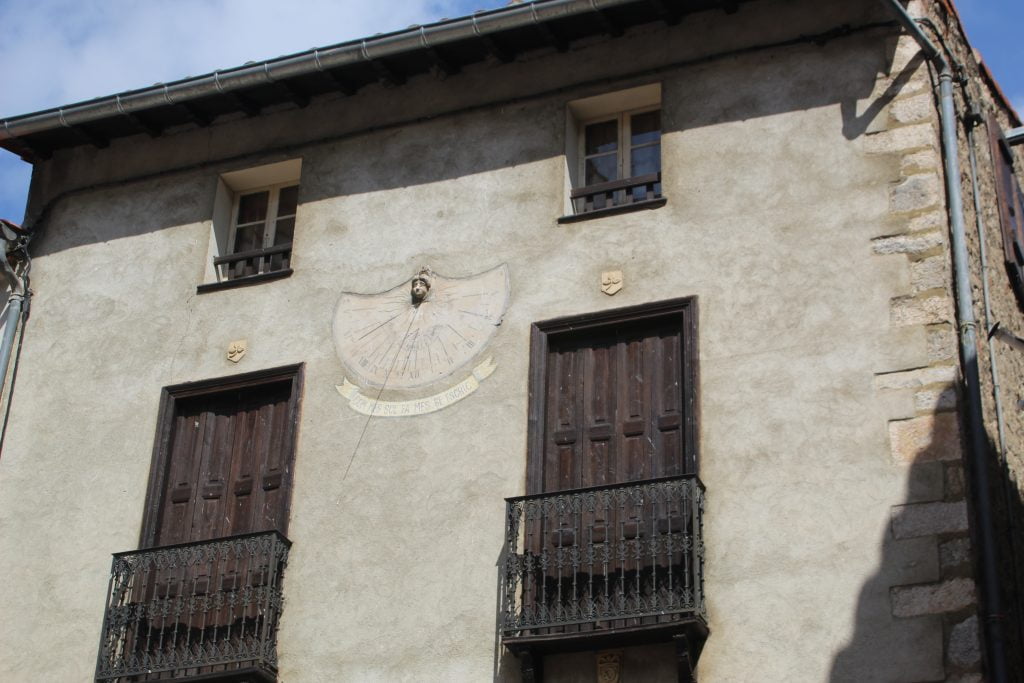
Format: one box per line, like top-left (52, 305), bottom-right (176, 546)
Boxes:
top-left (332, 264), bottom-right (510, 391)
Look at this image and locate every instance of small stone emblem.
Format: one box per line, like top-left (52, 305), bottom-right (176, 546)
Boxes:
top-left (596, 650), bottom-right (622, 682)
top-left (601, 270), bottom-right (623, 296)
top-left (227, 340), bottom-right (247, 363)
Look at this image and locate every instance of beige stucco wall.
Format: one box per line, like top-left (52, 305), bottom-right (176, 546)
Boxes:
top-left (0, 1), bottom-right (975, 681)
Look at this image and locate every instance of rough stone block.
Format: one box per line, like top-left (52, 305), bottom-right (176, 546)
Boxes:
top-left (906, 460), bottom-right (945, 503)
top-left (890, 174), bottom-right (942, 214)
top-left (914, 386), bottom-right (957, 412)
top-left (945, 464), bottom-right (965, 500)
top-left (927, 325), bottom-right (957, 362)
top-left (940, 537), bottom-right (972, 572)
top-left (911, 255), bottom-right (949, 292)
top-left (875, 365), bottom-right (956, 390)
top-left (873, 230), bottom-right (944, 256)
top-left (888, 413), bottom-right (962, 464)
top-left (946, 675), bottom-right (982, 683)
top-left (948, 615), bottom-right (980, 668)
top-left (891, 578), bottom-right (976, 617)
top-left (901, 149), bottom-right (940, 175)
top-left (891, 93), bottom-right (936, 124)
top-left (862, 123), bottom-right (936, 155)
top-left (891, 296), bottom-right (954, 326)
top-left (907, 210), bottom-right (946, 233)
top-left (892, 501), bottom-right (968, 538)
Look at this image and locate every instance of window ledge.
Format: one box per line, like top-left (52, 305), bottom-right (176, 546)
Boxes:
top-left (557, 197), bottom-right (667, 224)
top-left (196, 268), bottom-right (293, 294)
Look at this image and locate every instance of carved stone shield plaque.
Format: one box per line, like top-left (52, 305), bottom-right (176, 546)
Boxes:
top-left (332, 264), bottom-right (510, 394)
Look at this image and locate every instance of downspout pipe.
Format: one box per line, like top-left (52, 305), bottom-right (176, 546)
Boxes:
top-left (0, 248), bottom-right (25, 401)
top-left (881, 2), bottom-right (1008, 681)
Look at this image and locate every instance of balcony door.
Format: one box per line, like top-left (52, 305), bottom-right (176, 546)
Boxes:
top-left (528, 299), bottom-right (698, 494)
top-left (143, 365), bottom-right (303, 548)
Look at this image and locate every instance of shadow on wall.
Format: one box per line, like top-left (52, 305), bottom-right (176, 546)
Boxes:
top-left (29, 9), bottom-right (902, 260)
top-left (829, 385), bottom-right (1024, 681)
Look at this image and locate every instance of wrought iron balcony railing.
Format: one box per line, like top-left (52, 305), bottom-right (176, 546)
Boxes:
top-left (501, 475), bottom-right (705, 648)
top-left (215, 242), bottom-right (293, 283)
top-left (570, 172), bottom-right (663, 215)
top-left (95, 531), bottom-right (291, 683)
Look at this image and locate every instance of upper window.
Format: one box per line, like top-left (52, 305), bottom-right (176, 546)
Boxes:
top-left (562, 84), bottom-right (664, 222)
top-left (227, 182), bottom-right (298, 281)
top-left (199, 158), bottom-right (301, 293)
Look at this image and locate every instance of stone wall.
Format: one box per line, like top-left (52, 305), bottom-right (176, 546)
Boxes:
top-left (0, 1), bottom-right (1004, 681)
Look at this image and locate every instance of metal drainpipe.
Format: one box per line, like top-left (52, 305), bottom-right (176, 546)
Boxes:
top-left (0, 264), bottom-right (25, 400)
top-left (965, 115), bottom-right (1008, 457)
top-left (881, 1), bottom-right (1008, 680)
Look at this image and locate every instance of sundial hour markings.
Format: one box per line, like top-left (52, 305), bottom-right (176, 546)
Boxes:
top-left (334, 265), bottom-right (509, 390)
top-left (458, 309), bottom-right (495, 320)
top-left (355, 310), bottom-right (408, 340)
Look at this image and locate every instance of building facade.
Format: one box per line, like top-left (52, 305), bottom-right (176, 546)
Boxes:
top-left (1, 0), bottom-right (1023, 681)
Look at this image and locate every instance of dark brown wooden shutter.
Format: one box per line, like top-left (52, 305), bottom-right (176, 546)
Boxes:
top-left (988, 114), bottom-right (1024, 306)
top-left (153, 380), bottom-right (294, 547)
top-left (539, 319), bottom-right (686, 494)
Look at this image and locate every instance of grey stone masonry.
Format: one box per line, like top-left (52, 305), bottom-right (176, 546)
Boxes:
top-left (891, 578), bottom-right (977, 618)
top-left (891, 501), bottom-right (969, 539)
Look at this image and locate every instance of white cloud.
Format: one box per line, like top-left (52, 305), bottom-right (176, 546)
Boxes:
top-left (0, 0), bottom-right (504, 221)
top-left (0, 0), bottom-right (503, 116)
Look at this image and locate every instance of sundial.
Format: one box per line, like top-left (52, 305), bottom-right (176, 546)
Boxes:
top-left (332, 264), bottom-right (510, 415)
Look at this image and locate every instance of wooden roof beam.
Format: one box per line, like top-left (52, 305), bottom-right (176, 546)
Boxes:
top-left (177, 102), bottom-right (212, 127)
top-left (535, 21), bottom-right (569, 52)
top-left (227, 92), bottom-right (262, 117)
top-left (647, 0), bottom-right (682, 25)
top-left (122, 111), bottom-right (162, 138)
top-left (371, 59), bottom-right (407, 87)
top-left (69, 124), bottom-right (109, 149)
top-left (480, 34), bottom-right (515, 63)
top-left (426, 48), bottom-right (460, 79)
top-left (593, 8), bottom-right (625, 37)
top-left (278, 80), bottom-right (310, 109)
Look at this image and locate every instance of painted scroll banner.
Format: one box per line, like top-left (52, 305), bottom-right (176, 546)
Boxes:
top-left (336, 358), bottom-right (497, 417)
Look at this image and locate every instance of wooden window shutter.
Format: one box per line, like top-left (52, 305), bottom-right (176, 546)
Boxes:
top-left (988, 113), bottom-right (1024, 306)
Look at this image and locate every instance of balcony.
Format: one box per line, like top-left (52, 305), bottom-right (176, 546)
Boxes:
top-left (501, 476), bottom-right (706, 675)
top-left (559, 172), bottom-right (665, 223)
top-left (95, 531), bottom-right (291, 683)
top-left (197, 244), bottom-right (294, 293)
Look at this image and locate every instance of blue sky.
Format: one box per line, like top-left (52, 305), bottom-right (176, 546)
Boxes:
top-left (0, 0), bottom-right (1021, 224)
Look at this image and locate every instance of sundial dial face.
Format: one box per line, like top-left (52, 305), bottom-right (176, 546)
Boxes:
top-left (333, 264), bottom-right (510, 391)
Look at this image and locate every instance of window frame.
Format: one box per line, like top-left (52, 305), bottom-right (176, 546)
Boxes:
top-left (228, 181), bottom-right (298, 258)
top-left (560, 83), bottom-right (665, 223)
top-left (525, 297), bottom-right (700, 494)
top-left (198, 158), bottom-right (302, 294)
top-left (578, 104), bottom-right (661, 188)
top-left (139, 363), bottom-right (304, 549)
